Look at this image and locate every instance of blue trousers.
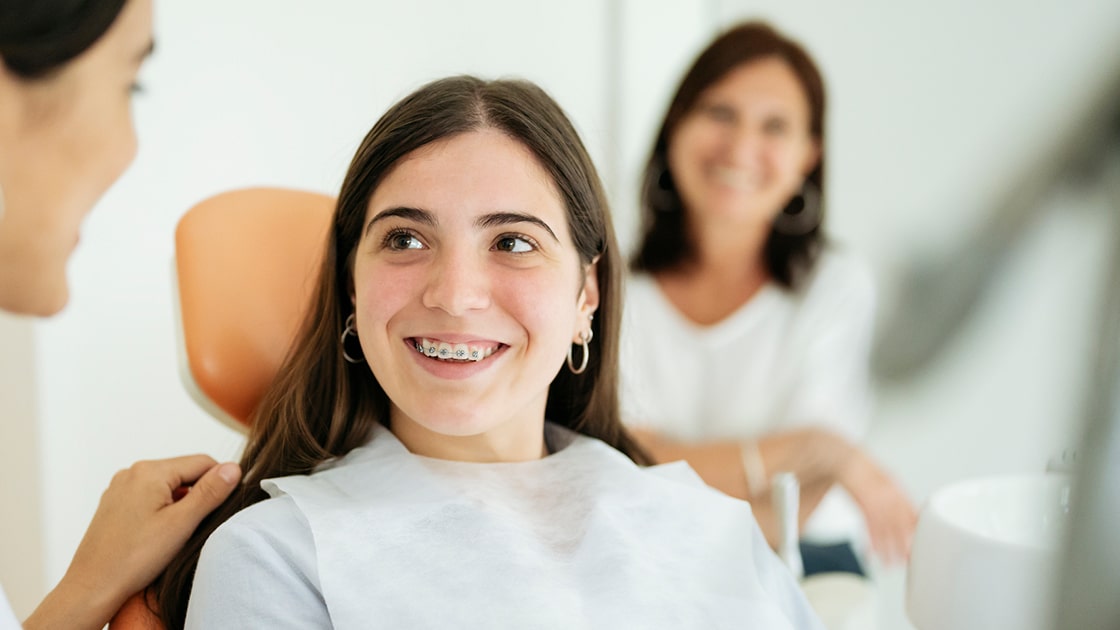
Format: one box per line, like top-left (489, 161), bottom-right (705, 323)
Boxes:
top-left (800, 541), bottom-right (865, 577)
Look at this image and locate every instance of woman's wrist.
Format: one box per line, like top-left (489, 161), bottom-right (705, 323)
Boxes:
top-left (24, 573), bottom-right (119, 630)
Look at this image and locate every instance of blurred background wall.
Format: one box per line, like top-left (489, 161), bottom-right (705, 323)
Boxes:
top-left (2, 1), bottom-right (1118, 627)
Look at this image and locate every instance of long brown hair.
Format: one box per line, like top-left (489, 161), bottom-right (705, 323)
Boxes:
top-left (154, 75), bottom-right (649, 628)
top-left (630, 20), bottom-right (828, 289)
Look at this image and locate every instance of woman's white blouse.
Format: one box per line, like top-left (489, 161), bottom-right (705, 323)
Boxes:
top-left (185, 424), bottom-right (824, 629)
top-left (620, 249), bottom-right (878, 543)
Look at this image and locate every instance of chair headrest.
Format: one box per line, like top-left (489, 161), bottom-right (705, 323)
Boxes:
top-left (174, 187), bottom-right (335, 430)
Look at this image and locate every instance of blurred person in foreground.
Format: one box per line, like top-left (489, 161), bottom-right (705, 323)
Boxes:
top-left (1, 2), bottom-right (240, 627)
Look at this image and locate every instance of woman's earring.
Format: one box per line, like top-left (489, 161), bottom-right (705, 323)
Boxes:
top-left (567, 314), bottom-right (594, 375)
top-left (650, 160), bottom-right (679, 213)
top-left (657, 169), bottom-right (673, 190)
top-left (341, 313), bottom-right (365, 364)
top-left (773, 180), bottom-right (822, 236)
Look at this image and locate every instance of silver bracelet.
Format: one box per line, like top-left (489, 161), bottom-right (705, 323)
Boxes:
top-left (740, 439), bottom-right (767, 498)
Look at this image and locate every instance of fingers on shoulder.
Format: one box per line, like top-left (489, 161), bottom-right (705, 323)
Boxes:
top-left (112, 454), bottom-right (222, 488)
top-left (165, 463), bottom-right (242, 529)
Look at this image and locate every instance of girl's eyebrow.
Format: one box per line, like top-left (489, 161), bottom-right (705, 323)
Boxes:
top-left (476, 212), bottom-right (559, 243)
top-left (365, 207), bottom-right (435, 235)
top-left (365, 208), bottom-right (559, 244)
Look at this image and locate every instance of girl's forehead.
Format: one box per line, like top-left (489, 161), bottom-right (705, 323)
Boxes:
top-left (364, 131), bottom-right (570, 229)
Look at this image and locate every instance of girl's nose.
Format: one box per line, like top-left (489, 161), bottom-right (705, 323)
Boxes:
top-left (421, 248), bottom-right (491, 316)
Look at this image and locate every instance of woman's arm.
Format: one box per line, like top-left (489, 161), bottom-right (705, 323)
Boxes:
top-left (23, 455), bottom-right (240, 630)
top-left (631, 426), bottom-right (915, 563)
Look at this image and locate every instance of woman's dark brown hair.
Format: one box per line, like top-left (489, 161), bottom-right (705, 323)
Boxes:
top-left (630, 20), bottom-right (828, 289)
top-left (153, 75), bottom-right (649, 628)
top-left (0, 0), bottom-right (127, 79)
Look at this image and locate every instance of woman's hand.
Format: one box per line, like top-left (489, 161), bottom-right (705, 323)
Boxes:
top-left (23, 455), bottom-right (241, 630)
top-left (837, 449), bottom-right (917, 566)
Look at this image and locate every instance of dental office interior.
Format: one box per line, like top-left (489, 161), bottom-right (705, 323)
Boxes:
top-left (2, 0), bottom-right (1119, 628)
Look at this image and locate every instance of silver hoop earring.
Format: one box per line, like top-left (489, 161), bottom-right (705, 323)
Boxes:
top-left (567, 328), bottom-right (593, 375)
top-left (773, 180), bottom-right (822, 236)
top-left (341, 313), bottom-right (365, 364)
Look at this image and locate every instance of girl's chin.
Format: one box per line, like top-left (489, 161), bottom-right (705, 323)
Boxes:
top-left (391, 408), bottom-right (494, 438)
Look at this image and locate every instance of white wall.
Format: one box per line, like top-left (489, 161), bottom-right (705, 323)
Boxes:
top-left (4, 0), bottom-right (1120, 626)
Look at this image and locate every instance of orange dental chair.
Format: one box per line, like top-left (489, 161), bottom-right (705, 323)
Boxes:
top-left (108, 187), bottom-right (334, 629)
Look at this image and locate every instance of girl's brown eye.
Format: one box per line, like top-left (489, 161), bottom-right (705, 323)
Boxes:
top-left (386, 231), bottom-right (423, 250)
top-left (495, 236), bottom-right (534, 253)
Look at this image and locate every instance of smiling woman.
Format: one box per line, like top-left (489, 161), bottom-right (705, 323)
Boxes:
top-left (621, 20), bottom-right (915, 576)
top-left (355, 129), bottom-right (599, 462)
top-left (151, 75), bottom-right (827, 629)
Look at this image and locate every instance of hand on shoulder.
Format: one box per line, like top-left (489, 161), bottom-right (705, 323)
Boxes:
top-left (23, 454), bottom-right (241, 630)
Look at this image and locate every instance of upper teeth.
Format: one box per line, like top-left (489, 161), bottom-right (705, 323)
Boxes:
top-left (415, 338), bottom-right (498, 362)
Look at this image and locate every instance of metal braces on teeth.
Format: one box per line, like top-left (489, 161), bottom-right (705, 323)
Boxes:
top-left (415, 339), bottom-right (492, 362)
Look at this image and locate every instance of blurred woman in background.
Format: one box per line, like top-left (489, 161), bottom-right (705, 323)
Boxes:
top-left (621, 20), bottom-right (915, 575)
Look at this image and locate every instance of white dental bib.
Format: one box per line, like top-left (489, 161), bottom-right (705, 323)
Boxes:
top-left (240, 423), bottom-right (821, 629)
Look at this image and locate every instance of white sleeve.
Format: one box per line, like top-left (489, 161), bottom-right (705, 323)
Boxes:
top-left (185, 495), bottom-right (330, 629)
top-left (780, 255), bottom-right (878, 441)
top-left (647, 463), bottom-right (826, 628)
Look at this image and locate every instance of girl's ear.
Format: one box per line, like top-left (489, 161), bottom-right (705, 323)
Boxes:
top-left (573, 258), bottom-right (600, 342)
